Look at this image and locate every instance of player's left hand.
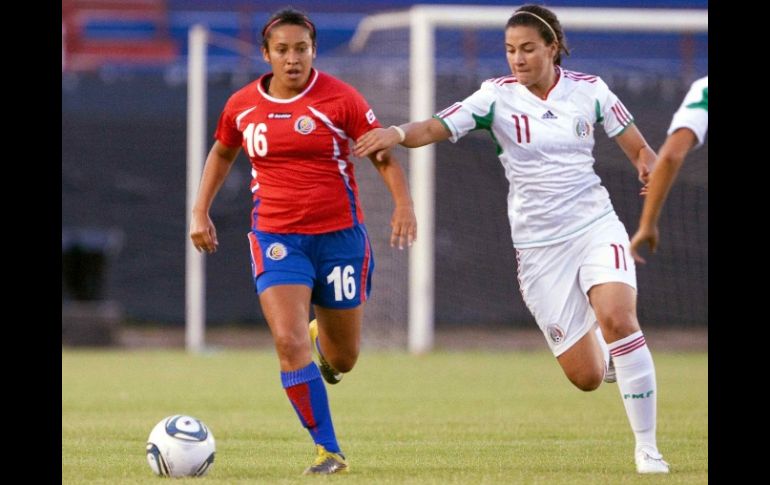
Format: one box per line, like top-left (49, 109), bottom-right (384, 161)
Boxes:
top-left (390, 204), bottom-right (417, 250)
top-left (637, 163), bottom-right (651, 185)
top-left (354, 127), bottom-right (401, 160)
top-left (637, 162), bottom-right (652, 196)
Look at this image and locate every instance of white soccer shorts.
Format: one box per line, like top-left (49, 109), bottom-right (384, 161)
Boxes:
top-left (515, 213), bottom-right (637, 356)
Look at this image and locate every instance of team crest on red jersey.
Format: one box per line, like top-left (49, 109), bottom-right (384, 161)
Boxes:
top-left (294, 115), bottom-right (316, 135)
top-left (266, 242), bottom-right (287, 261)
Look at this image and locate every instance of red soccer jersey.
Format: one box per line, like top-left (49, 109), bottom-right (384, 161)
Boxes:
top-left (215, 69), bottom-right (380, 234)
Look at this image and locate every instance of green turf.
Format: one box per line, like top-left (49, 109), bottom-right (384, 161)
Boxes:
top-left (62, 349), bottom-right (707, 484)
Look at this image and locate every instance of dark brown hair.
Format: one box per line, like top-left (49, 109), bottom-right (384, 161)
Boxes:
top-left (507, 4), bottom-right (570, 65)
top-left (261, 7), bottom-right (317, 51)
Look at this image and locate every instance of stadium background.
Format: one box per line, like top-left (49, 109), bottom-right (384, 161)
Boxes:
top-left (61, 0), bottom-right (708, 344)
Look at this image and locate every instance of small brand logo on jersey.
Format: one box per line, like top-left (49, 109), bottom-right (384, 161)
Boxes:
top-left (573, 116), bottom-right (591, 139)
top-left (268, 113), bottom-right (292, 119)
top-left (294, 115), bottom-right (316, 135)
top-left (547, 324), bottom-right (565, 344)
top-left (365, 108), bottom-right (376, 124)
top-left (542, 110), bottom-right (557, 119)
top-left (266, 243), bottom-right (288, 261)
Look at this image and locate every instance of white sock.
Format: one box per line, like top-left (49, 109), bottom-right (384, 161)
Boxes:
top-left (609, 330), bottom-right (658, 453)
top-left (594, 325), bottom-right (610, 376)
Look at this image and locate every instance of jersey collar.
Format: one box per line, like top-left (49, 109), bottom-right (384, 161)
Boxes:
top-left (519, 65), bottom-right (562, 101)
top-left (257, 68), bottom-right (319, 104)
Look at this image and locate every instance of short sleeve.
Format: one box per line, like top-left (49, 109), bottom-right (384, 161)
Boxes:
top-left (595, 78), bottom-right (635, 138)
top-left (343, 88), bottom-right (381, 141)
top-left (214, 99), bottom-right (244, 148)
top-left (434, 82), bottom-right (497, 143)
top-left (668, 76), bottom-right (708, 148)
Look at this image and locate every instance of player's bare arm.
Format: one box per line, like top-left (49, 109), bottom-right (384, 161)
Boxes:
top-left (353, 118), bottom-right (450, 159)
top-left (614, 124), bottom-right (657, 193)
top-left (629, 127), bottom-right (697, 263)
top-left (190, 141), bottom-right (241, 253)
top-left (367, 150), bottom-right (417, 249)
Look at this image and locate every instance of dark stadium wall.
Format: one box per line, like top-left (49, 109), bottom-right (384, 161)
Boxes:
top-left (62, 74), bottom-right (707, 328)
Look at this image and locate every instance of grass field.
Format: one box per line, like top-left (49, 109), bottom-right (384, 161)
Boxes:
top-left (62, 349), bottom-right (707, 484)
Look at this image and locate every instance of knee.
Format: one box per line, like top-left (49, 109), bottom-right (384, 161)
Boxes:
top-left (273, 332), bottom-right (307, 360)
top-left (569, 372), bottom-right (603, 392)
top-left (598, 310), bottom-right (638, 338)
top-left (328, 348), bottom-right (359, 373)
top-left (564, 359), bottom-right (604, 391)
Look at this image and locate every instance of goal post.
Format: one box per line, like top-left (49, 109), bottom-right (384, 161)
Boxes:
top-left (186, 24), bottom-right (208, 354)
top-left (350, 5), bottom-right (708, 354)
top-left (185, 25), bottom-right (259, 353)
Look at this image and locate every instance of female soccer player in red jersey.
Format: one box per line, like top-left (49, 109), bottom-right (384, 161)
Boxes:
top-left (190, 7), bottom-right (416, 475)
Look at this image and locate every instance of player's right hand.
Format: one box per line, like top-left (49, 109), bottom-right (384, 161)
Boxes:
top-left (190, 212), bottom-right (219, 254)
top-left (354, 127), bottom-right (401, 160)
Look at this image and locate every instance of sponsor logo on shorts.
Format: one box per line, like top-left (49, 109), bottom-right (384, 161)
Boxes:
top-left (573, 116), bottom-right (591, 139)
top-left (266, 242), bottom-right (287, 261)
top-left (547, 324), bottom-right (565, 344)
top-left (294, 115), bottom-right (316, 135)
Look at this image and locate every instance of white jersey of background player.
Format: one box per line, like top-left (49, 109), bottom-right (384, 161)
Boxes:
top-left (669, 76), bottom-right (708, 146)
top-left (355, 4), bottom-right (670, 474)
top-left (630, 75), bottom-right (708, 262)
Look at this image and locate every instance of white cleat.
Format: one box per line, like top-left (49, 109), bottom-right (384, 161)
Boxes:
top-left (635, 447), bottom-right (670, 474)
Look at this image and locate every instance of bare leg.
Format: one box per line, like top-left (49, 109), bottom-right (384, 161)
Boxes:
top-left (313, 304), bottom-right (363, 373)
top-left (589, 282), bottom-right (667, 473)
top-left (259, 284), bottom-right (312, 370)
top-left (556, 328), bottom-right (605, 391)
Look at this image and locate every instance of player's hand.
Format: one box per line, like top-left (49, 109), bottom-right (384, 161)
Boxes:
top-left (629, 225), bottom-right (659, 264)
top-left (637, 162), bottom-right (652, 196)
top-left (190, 211), bottom-right (219, 254)
top-left (390, 204), bottom-right (417, 250)
top-left (354, 127), bottom-right (401, 161)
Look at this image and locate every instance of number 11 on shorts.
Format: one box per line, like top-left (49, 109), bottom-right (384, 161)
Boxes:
top-left (327, 265), bottom-right (357, 301)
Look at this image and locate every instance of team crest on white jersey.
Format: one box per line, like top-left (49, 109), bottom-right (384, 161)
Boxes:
top-left (547, 324), bottom-right (564, 344)
top-left (266, 242), bottom-right (288, 261)
top-left (573, 116), bottom-right (591, 139)
top-left (365, 108), bottom-right (376, 124)
top-left (294, 115), bottom-right (316, 135)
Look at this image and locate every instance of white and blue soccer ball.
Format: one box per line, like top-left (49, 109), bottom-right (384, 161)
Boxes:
top-left (146, 415), bottom-right (216, 477)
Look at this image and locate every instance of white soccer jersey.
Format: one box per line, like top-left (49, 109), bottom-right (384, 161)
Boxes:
top-left (668, 76), bottom-right (708, 148)
top-left (436, 67), bottom-right (635, 248)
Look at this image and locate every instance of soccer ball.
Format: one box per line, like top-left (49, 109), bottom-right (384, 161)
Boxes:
top-left (146, 415), bottom-right (216, 477)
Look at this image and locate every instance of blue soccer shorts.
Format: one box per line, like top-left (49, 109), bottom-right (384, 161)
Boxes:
top-left (247, 224), bottom-right (374, 309)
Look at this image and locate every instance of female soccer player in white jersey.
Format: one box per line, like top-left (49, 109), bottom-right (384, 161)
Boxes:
top-left (355, 4), bottom-right (668, 474)
top-left (189, 7), bottom-right (416, 475)
top-left (630, 76), bottom-right (708, 263)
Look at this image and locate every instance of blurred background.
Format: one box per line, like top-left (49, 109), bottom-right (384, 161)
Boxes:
top-left (61, 0), bottom-right (707, 347)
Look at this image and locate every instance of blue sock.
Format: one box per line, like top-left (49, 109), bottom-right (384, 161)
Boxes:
top-left (281, 362), bottom-right (341, 453)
